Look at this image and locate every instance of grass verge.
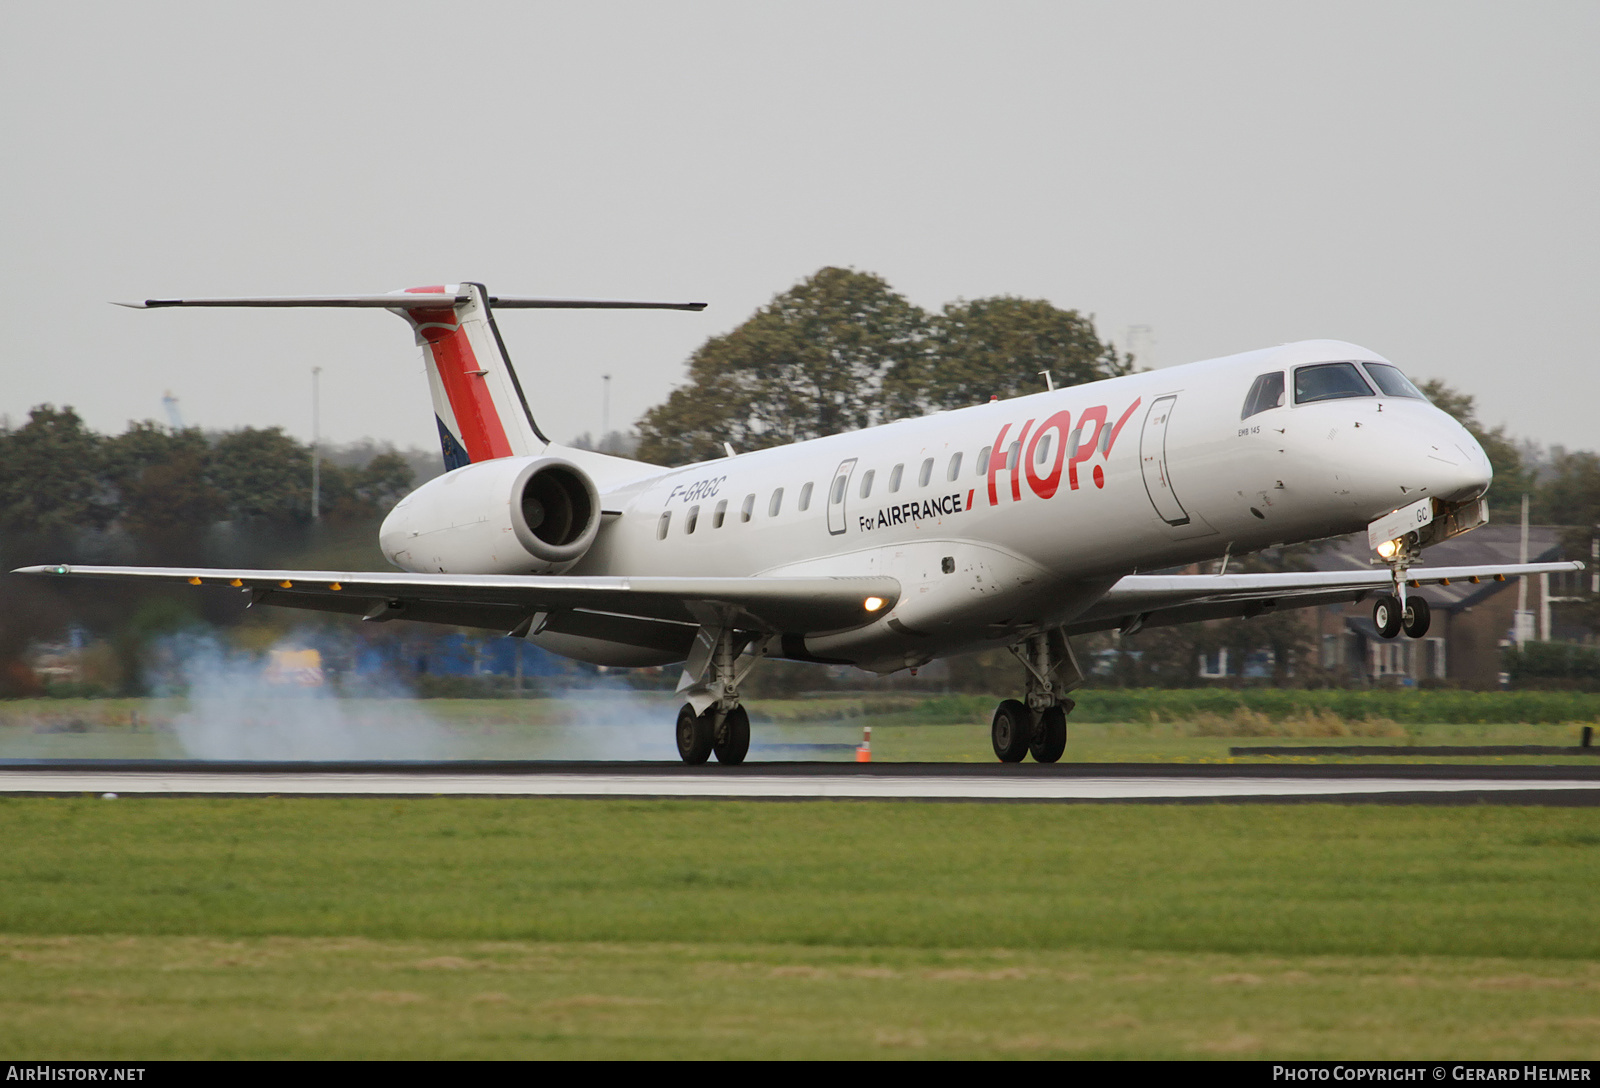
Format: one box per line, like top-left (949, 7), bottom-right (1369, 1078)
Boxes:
top-left (0, 798), bottom-right (1598, 1057)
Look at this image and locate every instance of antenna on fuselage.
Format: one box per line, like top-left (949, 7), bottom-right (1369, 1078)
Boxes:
top-left (1040, 370), bottom-right (1055, 392)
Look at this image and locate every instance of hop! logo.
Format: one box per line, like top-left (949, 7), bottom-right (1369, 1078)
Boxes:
top-left (985, 397), bottom-right (1142, 506)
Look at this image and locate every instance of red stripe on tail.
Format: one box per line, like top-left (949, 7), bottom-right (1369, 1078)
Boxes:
top-left (410, 305), bottom-right (513, 462)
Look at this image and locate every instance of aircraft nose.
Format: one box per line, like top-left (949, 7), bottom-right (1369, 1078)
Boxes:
top-left (1408, 415), bottom-right (1492, 503)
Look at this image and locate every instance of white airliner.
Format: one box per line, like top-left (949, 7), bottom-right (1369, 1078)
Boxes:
top-left (17, 283), bottom-right (1581, 764)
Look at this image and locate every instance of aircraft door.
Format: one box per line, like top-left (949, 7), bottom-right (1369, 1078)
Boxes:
top-left (827, 458), bottom-right (857, 536)
top-left (1139, 395), bottom-right (1192, 526)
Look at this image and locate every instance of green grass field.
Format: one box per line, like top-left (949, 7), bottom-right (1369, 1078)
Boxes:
top-left (2, 797), bottom-right (1599, 1058)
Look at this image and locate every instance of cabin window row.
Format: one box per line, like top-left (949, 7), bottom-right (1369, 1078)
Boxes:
top-left (655, 440), bottom-right (1063, 540)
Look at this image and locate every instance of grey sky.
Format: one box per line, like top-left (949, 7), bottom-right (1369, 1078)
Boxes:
top-left (3, 2), bottom-right (1595, 457)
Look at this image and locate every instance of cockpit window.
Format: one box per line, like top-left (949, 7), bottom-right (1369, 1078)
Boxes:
top-left (1241, 372), bottom-right (1286, 419)
top-left (1293, 362), bottom-right (1376, 405)
top-left (1361, 362), bottom-right (1427, 400)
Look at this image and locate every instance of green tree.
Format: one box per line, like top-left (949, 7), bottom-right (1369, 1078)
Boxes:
top-left (351, 451), bottom-right (415, 513)
top-left (102, 423), bottom-right (222, 562)
top-left (636, 268), bottom-right (928, 465)
top-left (207, 427), bottom-right (313, 525)
top-left (886, 296), bottom-right (1132, 416)
top-left (0, 405), bottom-right (108, 536)
top-left (1534, 448), bottom-right (1600, 530)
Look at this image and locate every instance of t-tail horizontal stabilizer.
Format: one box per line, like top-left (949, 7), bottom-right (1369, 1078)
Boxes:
top-left (116, 282), bottom-right (708, 472)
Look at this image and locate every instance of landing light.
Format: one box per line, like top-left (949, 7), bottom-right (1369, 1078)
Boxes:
top-left (1376, 539), bottom-right (1398, 559)
top-left (864, 596), bottom-right (885, 612)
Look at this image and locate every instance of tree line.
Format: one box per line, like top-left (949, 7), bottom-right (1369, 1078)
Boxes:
top-left (0, 407), bottom-right (420, 569)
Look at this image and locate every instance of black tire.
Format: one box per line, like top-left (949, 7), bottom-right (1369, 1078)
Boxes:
top-left (991, 699), bottom-right (1032, 763)
top-left (1373, 595), bottom-right (1402, 639)
top-left (1402, 595), bottom-right (1431, 639)
top-left (1030, 705), bottom-right (1067, 763)
top-left (713, 705), bottom-right (751, 764)
top-left (676, 703), bottom-right (713, 764)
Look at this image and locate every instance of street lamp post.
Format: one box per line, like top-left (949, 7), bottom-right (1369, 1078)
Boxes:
top-left (311, 366), bottom-right (322, 522)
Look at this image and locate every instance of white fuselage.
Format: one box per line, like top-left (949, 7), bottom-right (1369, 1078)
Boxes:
top-left (382, 339), bottom-right (1492, 672)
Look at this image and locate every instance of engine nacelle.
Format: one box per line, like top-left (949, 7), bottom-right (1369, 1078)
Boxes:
top-left (380, 456), bottom-right (600, 575)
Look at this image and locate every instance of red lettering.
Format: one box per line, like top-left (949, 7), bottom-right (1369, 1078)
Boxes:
top-left (1104, 396), bottom-right (1142, 455)
top-left (1010, 418), bottom-right (1034, 502)
top-left (1068, 405), bottom-right (1108, 491)
top-left (985, 424), bottom-right (1011, 506)
top-left (1025, 410), bottom-right (1071, 499)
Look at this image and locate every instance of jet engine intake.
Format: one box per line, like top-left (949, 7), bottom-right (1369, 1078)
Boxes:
top-left (380, 455), bottom-right (600, 575)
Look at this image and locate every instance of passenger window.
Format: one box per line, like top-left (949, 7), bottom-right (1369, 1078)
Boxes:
top-left (769, 488), bottom-right (784, 516)
top-left (713, 499), bottom-right (727, 529)
top-left (741, 493), bottom-right (754, 523)
top-left (919, 458), bottom-right (933, 487)
top-left (1241, 372), bottom-right (1286, 419)
top-left (1035, 433), bottom-right (1052, 465)
top-left (889, 464), bottom-right (904, 492)
top-left (1294, 362), bottom-right (1376, 405)
top-left (1362, 362), bottom-right (1427, 400)
top-left (1007, 442), bottom-right (1019, 471)
top-left (976, 447), bottom-right (992, 476)
top-left (859, 469), bottom-right (875, 498)
top-left (657, 511), bottom-right (671, 540)
top-left (799, 481), bottom-right (813, 511)
top-left (831, 475), bottom-right (847, 504)
top-left (946, 453), bottom-right (963, 481)
top-left (685, 505), bottom-right (699, 534)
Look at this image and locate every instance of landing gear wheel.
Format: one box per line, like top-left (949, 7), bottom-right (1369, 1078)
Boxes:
top-left (1030, 705), bottom-right (1067, 764)
top-left (676, 703), bottom-right (714, 765)
top-left (1402, 596), bottom-right (1431, 639)
top-left (1373, 595), bottom-right (1403, 640)
top-left (713, 705), bottom-right (750, 764)
top-left (992, 699), bottom-right (1032, 763)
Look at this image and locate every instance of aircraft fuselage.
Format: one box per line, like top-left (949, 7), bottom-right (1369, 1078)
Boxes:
top-left (382, 338), bottom-right (1491, 672)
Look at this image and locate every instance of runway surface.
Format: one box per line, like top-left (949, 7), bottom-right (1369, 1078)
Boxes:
top-left (3, 760), bottom-right (1599, 803)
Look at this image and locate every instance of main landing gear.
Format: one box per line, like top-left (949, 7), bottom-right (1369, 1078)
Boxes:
top-left (676, 702), bottom-right (750, 765)
top-left (992, 629), bottom-right (1082, 764)
top-left (675, 624), bottom-right (766, 765)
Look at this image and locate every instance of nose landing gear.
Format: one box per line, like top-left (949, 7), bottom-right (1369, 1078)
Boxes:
top-left (992, 630), bottom-right (1080, 763)
top-left (1371, 534), bottom-right (1433, 641)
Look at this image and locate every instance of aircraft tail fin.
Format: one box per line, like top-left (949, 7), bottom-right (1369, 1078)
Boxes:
top-left (125, 286), bottom-right (706, 471)
top-left (395, 283), bottom-right (544, 468)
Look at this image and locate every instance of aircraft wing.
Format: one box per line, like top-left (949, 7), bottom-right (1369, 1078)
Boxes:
top-left (1064, 562), bottom-right (1584, 635)
top-left (11, 565), bottom-right (898, 649)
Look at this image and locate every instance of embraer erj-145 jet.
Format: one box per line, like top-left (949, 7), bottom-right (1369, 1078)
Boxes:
top-left (18, 284), bottom-right (1581, 764)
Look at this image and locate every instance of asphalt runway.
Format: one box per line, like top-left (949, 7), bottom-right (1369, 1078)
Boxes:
top-left (2, 760), bottom-right (1599, 804)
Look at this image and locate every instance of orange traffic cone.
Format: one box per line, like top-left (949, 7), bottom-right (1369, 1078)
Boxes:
top-left (855, 725), bottom-right (872, 762)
